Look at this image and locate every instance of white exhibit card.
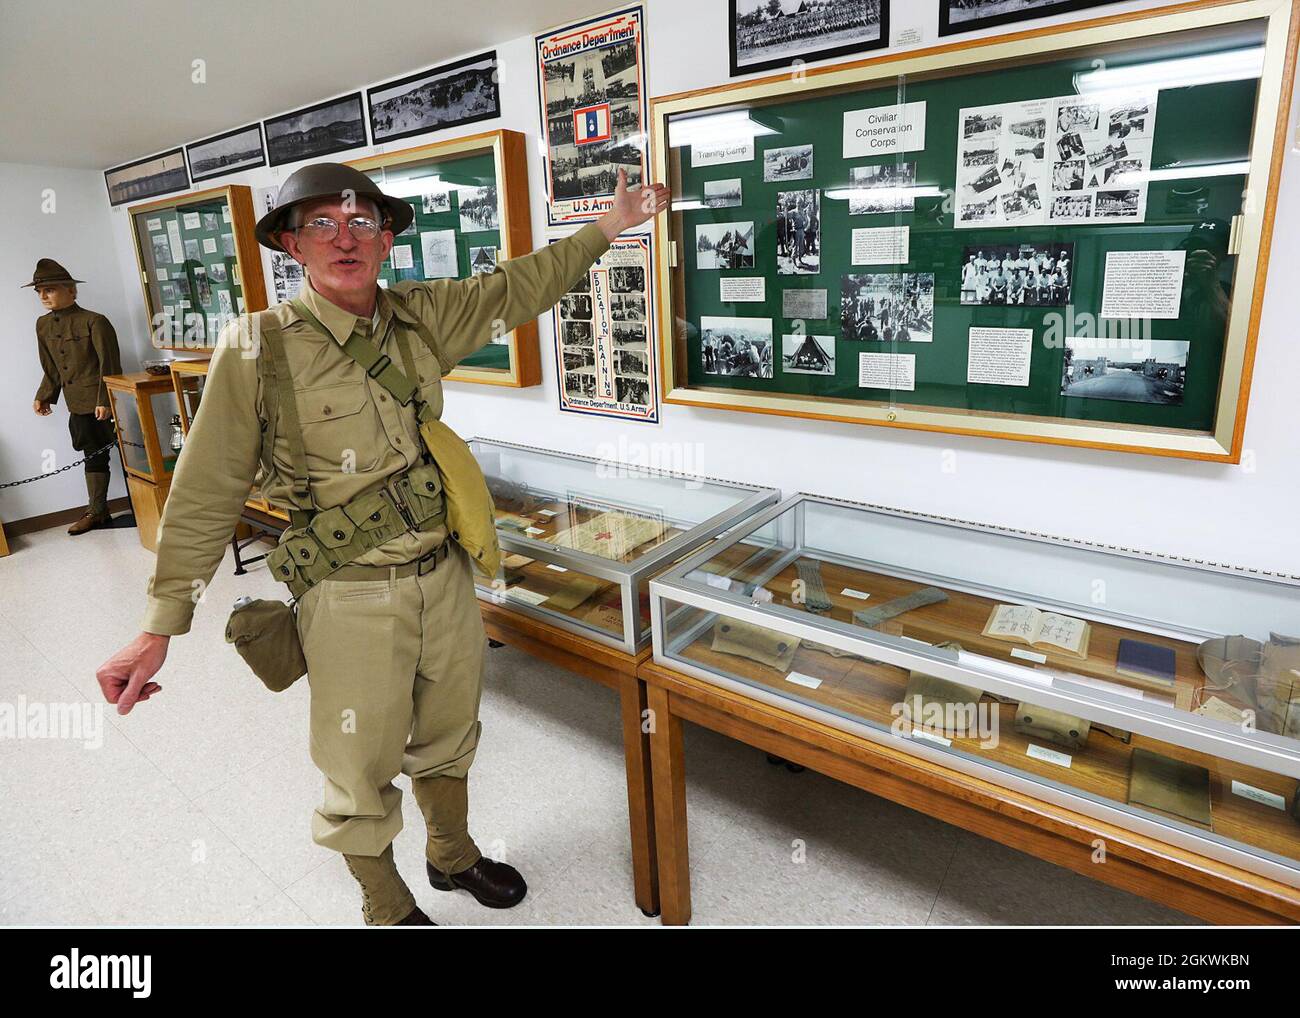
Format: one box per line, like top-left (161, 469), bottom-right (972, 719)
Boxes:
top-left (146, 217), bottom-right (162, 231)
top-left (182, 212), bottom-right (202, 230)
top-left (843, 101), bottom-right (927, 158)
top-left (390, 244), bottom-right (414, 270)
top-left (165, 220), bottom-right (183, 263)
top-left (1100, 250), bottom-right (1186, 319)
top-left (692, 138), bottom-right (755, 166)
top-left (202, 237), bottom-right (217, 254)
top-left (858, 351), bottom-right (915, 390)
top-left (721, 276), bottom-right (766, 302)
top-left (851, 226), bottom-right (909, 265)
top-left (967, 327), bottom-right (1033, 386)
top-left (783, 288), bottom-right (828, 320)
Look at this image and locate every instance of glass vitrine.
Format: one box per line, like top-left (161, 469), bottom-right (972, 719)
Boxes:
top-left (470, 438), bottom-right (778, 652)
top-left (128, 185), bottom-right (267, 352)
top-left (650, 494), bottom-right (1300, 886)
top-left (347, 131), bottom-right (540, 387)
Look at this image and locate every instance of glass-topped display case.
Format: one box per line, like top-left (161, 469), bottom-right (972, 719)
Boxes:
top-left (105, 370), bottom-right (184, 550)
top-left (470, 438), bottom-right (778, 653)
top-left (128, 184), bottom-right (267, 352)
top-left (347, 131), bottom-right (540, 387)
top-left (650, 494), bottom-right (1300, 887)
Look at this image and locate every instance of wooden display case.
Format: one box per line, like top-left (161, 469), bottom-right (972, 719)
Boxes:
top-left (127, 184), bottom-right (268, 352)
top-left (104, 371), bottom-right (180, 550)
top-left (346, 130), bottom-right (540, 387)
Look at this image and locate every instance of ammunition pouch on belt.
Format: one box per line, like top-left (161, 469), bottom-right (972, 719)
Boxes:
top-left (266, 462), bottom-right (448, 598)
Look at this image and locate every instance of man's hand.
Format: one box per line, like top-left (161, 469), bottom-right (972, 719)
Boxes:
top-left (597, 168), bottom-right (671, 242)
top-left (96, 633), bottom-right (169, 715)
top-left (94, 405), bottom-right (110, 421)
top-left (32, 400), bottom-right (52, 416)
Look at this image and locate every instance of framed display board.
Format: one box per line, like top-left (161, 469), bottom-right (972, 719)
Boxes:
top-left (346, 129), bottom-right (541, 387)
top-left (127, 185), bottom-right (268, 352)
top-left (650, 0), bottom-right (1299, 461)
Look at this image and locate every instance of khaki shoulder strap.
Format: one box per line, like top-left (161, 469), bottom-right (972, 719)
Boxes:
top-left (258, 315), bottom-right (314, 520)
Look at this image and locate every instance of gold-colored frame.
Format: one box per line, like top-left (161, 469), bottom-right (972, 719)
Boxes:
top-left (127, 185), bottom-right (268, 351)
top-left (650, 0), bottom-right (1300, 461)
top-left (346, 129), bottom-right (541, 388)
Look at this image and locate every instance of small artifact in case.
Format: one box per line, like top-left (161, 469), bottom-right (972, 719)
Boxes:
top-left (1128, 747), bottom-right (1213, 828)
top-left (1014, 702), bottom-right (1091, 750)
top-left (711, 618), bottom-right (800, 671)
top-left (901, 644), bottom-right (981, 736)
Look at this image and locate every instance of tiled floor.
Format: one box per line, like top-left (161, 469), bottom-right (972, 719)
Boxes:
top-left (0, 523), bottom-right (1195, 925)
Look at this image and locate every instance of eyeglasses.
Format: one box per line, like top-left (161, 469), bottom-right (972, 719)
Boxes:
top-left (295, 215), bottom-right (386, 242)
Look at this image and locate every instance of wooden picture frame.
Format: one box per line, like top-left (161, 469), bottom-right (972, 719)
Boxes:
top-left (366, 50), bottom-right (501, 145)
top-left (939, 0), bottom-right (1124, 38)
top-left (126, 185), bottom-right (268, 351)
top-left (346, 129), bottom-right (541, 387)
top-left (104, 147), bottom-right (189, 207)
top-left (185, 122), bottom-right (266, 183)
top-left (264, 92), bottom-right (367, 167)
top-left (651, 0), bottom-right (1300, 461)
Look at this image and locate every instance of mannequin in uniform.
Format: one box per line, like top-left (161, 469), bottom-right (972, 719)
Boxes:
top-left (26, 259), bottom-right (122, 534)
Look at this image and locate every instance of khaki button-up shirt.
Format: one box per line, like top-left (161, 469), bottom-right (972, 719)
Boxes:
top-left (142, 222), bottom-right (610, 635)
top-left (34, 304), bottom-right (122, 414)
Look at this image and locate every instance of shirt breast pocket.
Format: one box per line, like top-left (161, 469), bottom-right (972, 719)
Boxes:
top-left (293, 382), bottom-right (380, 475)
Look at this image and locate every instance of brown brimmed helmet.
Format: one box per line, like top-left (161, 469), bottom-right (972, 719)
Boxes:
top-left (254, 162), bottom-right (414, 252)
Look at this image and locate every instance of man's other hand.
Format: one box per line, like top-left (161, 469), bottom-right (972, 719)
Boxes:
top-left (96, 633), bottom-right (169, 714)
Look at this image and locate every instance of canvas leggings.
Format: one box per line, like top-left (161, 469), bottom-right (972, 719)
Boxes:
top-left (295, 540), bottom-right (485, 872)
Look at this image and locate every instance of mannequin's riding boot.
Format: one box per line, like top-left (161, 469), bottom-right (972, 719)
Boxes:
top-left (68, 470), bottom-right (110, 535)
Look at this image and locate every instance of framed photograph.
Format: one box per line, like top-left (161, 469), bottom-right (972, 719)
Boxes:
top-left (535, 5), bottom-right (649, 228)
top-left (730, 1), bottom-right (889, 77)
top-left (1062, 338), bottom-right (1188, 406)
top-left (940, 1), bottom-right (1124, 37)
top-left (185, 123), bottom-right (265, 182)
top-left (264, 93), bottom-right (367, 167)
top-left (104, 148), bottom-right (189, 207)
top-left (366, 51), bottom-right (500, 145)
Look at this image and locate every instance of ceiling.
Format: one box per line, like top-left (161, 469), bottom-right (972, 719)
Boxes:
top-left (0, 0), bottom-right (614, 169)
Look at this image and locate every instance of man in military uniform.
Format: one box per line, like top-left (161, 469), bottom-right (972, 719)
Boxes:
top-left (94, 163), bottom-right (669, 925)
top-left (26, 259), bottom-right (122, 534)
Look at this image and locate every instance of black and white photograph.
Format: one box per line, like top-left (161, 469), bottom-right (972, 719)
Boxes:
top-left (422, 189), bottom-right (451, 214)
top-left (610, 293), bottom-right (646, 322)
top-left (704, 178), bottom-right (743, 208)
top-left (457, 183), bottom-right (499, 232)
top-left (561, 293), bottom-right (593, 320)
top-left (1051, 193), bottom-right (1092, 219)
top-left (1053, 160), bottom-right (1084, 191)
top-left (208, 263), bottom-right (229, 285)
top-left (781, 333), bottom-right (836, 375)
top-left (614, 348), bottom-right (649, 376)
top-left (1062, 338), bottom-right (1188, 405)
top-left (1096, 188), bottom-right (1140, 217)
top-left (1001, 183), bottom-right (1042, 222)
top-left (609, 264), bottom-right (645, 292)
top-left (940, 1), bottom-right (1124, 37)
top-left (730, 0), bottom-right (888, 76)
top-left (696, 221), bottom-right (755, 270)
top-left (776, 189), bottom-right (820, 276)
top-left (191, 265), bottom-right (211, 306)
top-left (183, 239), bottom-right (200, 263)
top-left (960, 194), bottom-right (1000, 223)
top-left (564, 370), bottom-right (598, 398)
top-left (960, 242), bottom-right (1073, 306)
top-left (270, 251), bottom-right (304, 303)
top-left (470, 245), bottom-right (498, 275)
top-left (562, 320), bottom-right (593, 345)
top-left (700, 315), bottom-right (773, 377)
top-left (185, 123), bottom-right (265, 183)
top-left (264, 93), bottom-right (367, 167)
top-left (764, 144), bottom-right (813, 183)
top-left (848, 162), bottom-right (916, 214)
top-left (613, 323), bottom-right (645, 347)
top-left (148, 233), bottom-right (172, 267)
top-left (616, 376), bottom-right (651, 405)
top-left (841, 273), bottom-right (935, 343)
top-left (367, 51), bottom-right (500, 145)
top-left (104, 148), bottom-right (189, 206)
top-left (563, 347), bottom-right (596, 371)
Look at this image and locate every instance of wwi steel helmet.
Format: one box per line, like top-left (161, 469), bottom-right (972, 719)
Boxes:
top-left (254, 162), bottom-right (414, 252)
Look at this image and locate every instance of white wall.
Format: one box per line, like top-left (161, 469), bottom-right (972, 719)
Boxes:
top-left (100, 0), bottom-right (1300, 577)
top-left (0, 162), bottom-right (135, 522)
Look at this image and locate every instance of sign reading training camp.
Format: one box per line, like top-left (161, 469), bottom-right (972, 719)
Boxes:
top-left (843, 101), bottom-right (927, 157)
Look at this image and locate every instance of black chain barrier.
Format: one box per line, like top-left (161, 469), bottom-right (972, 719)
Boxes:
top-left (0, 440), bottom-right (120, 490)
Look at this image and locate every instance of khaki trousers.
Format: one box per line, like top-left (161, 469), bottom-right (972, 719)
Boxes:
top-left (296, 541), bottom-right (485, 865)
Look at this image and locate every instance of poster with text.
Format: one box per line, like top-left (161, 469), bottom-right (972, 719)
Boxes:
top-left (536, 5), bottom-right (649, 229)
top-left (552, 234), bottom-right (658, 423)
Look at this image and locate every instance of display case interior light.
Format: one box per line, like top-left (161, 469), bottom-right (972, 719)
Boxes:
top-left (668, 109), bottom-right (781, 148)
top-left (376, 172), bottom-right (443, 199)
top-left (1073, 46), bottom-right (1265, 94)
top-left (822, 184), bottom-right (947, 202)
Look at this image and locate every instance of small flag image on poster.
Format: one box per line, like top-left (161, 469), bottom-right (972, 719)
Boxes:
top-left (574, 103), bottom-right (613, 146)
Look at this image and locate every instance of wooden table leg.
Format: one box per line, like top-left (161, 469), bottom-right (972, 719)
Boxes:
top-left (619, 672), bottom-right (659, 916)
top-left (648, 682), bottom-right (691, 925)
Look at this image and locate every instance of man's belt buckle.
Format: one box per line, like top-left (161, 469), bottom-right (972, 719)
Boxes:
top-left (416, 544), bottom-right (445, 576)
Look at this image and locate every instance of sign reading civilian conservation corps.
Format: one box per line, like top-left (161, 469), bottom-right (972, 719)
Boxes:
top-left (551, 234), bottom-right (658, 423)
top-left (535, 5), bottom-right (649, 228)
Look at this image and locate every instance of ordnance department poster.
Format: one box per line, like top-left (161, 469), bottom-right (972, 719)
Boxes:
top-left (535, 5), bottom-right (649, 229)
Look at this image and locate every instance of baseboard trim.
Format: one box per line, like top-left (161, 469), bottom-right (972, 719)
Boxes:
top-left (3, 496), bottom-right (133, 538)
